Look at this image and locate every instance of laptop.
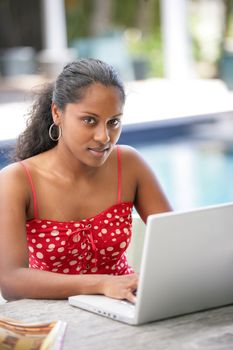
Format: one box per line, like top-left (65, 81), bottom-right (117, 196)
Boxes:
top-left (69, 202), bottom-right (233, 325)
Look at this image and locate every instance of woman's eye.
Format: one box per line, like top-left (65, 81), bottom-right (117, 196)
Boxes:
top-left (82, 117), bottom-right (96, 125)
top-left (108, 118), bottom-right (121, 127)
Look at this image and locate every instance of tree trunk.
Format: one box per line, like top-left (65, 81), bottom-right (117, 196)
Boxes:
top-left (89, 0), bottom-right (114, 36)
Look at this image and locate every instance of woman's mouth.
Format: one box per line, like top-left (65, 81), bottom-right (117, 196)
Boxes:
top-left (88, 147), bottom-right (109, 158)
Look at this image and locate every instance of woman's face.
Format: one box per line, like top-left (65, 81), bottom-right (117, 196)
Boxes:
top-left (52, 83), bottom-right (124, 167)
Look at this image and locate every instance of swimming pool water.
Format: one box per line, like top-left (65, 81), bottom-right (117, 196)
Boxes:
top-left (135, 139), bottom-right (233, 210)
top-left (0, 146), bottom-right (13, 169)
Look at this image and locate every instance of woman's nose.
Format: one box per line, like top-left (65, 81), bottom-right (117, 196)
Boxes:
top-left (94, 125), bottom-right (110, 143)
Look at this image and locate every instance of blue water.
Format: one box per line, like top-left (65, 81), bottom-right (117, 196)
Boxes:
top-left (135, 140), bottom-right (233, 210)
top-left (1, 139), bottom-right (233, 210)
top-left (0, 147), bottom-right (12, 169)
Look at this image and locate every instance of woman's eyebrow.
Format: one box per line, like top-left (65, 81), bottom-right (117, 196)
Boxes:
top-left (109, 113), bottom-right (123, 118)
top-left (81, 111), bottom-right (123, 118)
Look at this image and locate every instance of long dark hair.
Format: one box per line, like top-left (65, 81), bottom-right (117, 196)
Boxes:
top-left (13, 58), bottom-right (125, 161)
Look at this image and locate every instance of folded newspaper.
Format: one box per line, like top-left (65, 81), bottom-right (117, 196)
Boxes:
top-left (0, 316), bottom-right (67, 350)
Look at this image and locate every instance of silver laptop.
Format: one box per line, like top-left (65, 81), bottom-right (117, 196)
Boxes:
top-left (69, 202), bottom-right (233, 325)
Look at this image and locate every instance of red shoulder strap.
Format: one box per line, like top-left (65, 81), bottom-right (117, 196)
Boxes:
top-left (117, 145), bottom-right (121, 204)
top-left (20, 161), bottom-right (39, 219)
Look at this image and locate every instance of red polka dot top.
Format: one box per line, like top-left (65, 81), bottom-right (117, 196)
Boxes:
top-left (21, 146), bottom-right (134, 275)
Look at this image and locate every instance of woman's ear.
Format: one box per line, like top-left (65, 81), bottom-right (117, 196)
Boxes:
top-left (51, 103), bottom-right (62, 125)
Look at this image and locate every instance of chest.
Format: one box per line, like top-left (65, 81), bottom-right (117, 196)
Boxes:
top-left (26, 172), bottom-right (135, 221)
top-left (35, 178), bottom-right (114, 218)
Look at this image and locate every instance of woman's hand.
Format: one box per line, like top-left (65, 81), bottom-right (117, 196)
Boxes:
top-left (101, 274), bottom-right (138, 303)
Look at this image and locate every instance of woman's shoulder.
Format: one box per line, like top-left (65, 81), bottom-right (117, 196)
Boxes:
top-left (116, 145), bottom-right (151, 180)
top-left (118, 144), bottom-right (139, 157)
top-left (0, 154), bottom-right (42, 185)
top-left (117, 144), bottom-right (146, 165)
top-left (0, 162), bottom-right (31, 201)
top-left (0, 162), bottom-right (24, 178)
top-left (0, 161), bottom-right (31, 190)
top-left (117, 144), bottom-right (154, 179)
top-left (1, 152), bottom-right (49, 176)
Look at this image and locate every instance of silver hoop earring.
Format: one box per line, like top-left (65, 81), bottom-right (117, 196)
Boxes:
top-left (49, 123), bottom-right (62, 142)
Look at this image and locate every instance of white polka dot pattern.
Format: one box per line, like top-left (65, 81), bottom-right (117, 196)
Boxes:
top-left (26, 202), bottom-right (134, 275)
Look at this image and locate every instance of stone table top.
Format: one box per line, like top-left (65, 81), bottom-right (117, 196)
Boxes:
top-left (1, 299), bottom-right (233, 350)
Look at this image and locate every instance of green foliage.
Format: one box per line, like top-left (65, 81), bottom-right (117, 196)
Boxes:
top-left (128, 33), bottom-right (164, 77)
top-left (225, 13), bottom-right (233, 38)
top-left (65, 0), bottom-right (93, 40)
top-left (113, 0), bottom-right (139, 27)
top-left (112, 0), bottom-right (163, 76)
top-left (65, 0), bottom-right (163, 77)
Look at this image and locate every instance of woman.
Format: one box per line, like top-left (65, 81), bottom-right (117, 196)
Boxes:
top-left (0, 59), bottom-right (171, 303)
